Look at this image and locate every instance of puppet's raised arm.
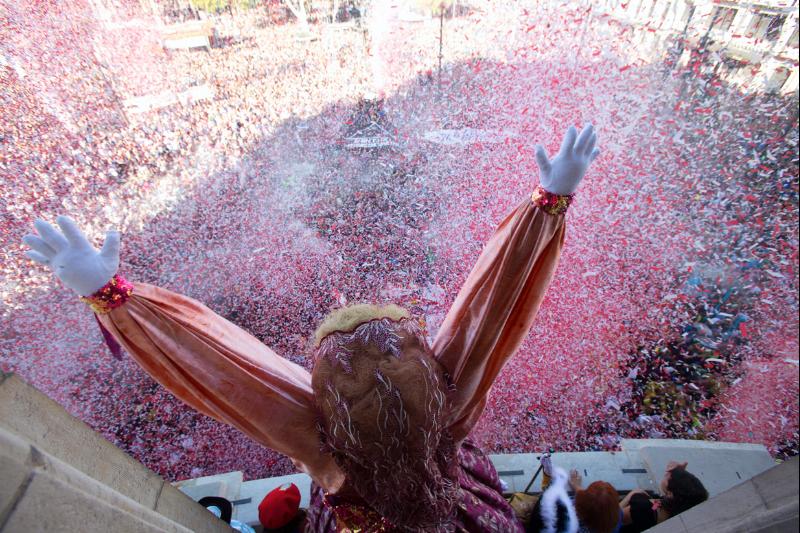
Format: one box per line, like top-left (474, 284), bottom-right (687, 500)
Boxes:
top-left (23, 218), bottom-right (344, 491)
top-left (434, 124), bottom-right (599, 442)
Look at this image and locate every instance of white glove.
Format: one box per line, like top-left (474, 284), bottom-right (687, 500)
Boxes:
top-left (535, 124), bottom-right (600, 195)
top-left (23, 216), bottom-right (120, 297)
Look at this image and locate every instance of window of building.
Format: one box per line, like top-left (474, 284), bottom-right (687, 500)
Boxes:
top-left (648, 0), bottom-right (659, 19)
top-left (766, 15), bottom-right (787, 41)
top-left (633, 0), bottom-right (643, 18)
top-left (660, 1), bottom-right (672, 23)
top-left (711, 6), bottom-right (737, 32)
top-left (681, 5), bottom-right (695, 26)
top-left (653, 1), bottom-right (672, 29)
top-left (766, 68), bottom-right (791, 94)
top-left (749, 13), bottom-right (786, 42)
top-left (789, 27), bottom-right (799, 47)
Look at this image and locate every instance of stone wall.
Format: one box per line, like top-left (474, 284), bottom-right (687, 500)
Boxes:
top-left (0, 372), bottom-right (231, 532)
top-left (646, 455), bottom-right (799, 532)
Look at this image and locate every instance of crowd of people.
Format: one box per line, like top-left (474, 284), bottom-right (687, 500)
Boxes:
top-left (517, 456), bottom-right (709, 533)
top-left (202, 455), bottom-right (712, 532)
top-left (1, 0), bottom-right (797, 485)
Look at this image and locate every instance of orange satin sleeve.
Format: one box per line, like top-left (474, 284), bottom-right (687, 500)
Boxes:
top-left (433, 198), bottom-right (566, 442)
top-left (96, 283), bottom-right (344, 491)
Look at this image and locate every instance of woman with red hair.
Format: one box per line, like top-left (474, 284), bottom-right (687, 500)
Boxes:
top-left (570, 470), bottom-right (622, 533)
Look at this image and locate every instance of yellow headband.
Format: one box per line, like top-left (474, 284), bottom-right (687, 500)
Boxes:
top-left (313, 303), bottom-right (410, 347)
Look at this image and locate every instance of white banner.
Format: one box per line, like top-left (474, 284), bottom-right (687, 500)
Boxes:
top-left (163, 35), bottom-right (210, 50)
top-left (423, 128), bottom-right (513, 145)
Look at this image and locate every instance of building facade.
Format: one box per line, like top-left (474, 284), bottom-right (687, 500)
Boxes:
top-left (595, 0), bottom-right (799, 95)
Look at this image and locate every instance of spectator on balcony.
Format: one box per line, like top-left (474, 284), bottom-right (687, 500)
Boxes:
top-left (259, 483), bottom-right (305, 533)
top-left (568, 470), bottom-right (622, 533)
top-left (527, 461), bottom-right (579, 533)
top-left (620, 461), bottom-right (708, 533)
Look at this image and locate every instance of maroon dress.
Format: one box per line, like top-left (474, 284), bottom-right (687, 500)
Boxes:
top-left (306, 440), bottom-right (524, 532)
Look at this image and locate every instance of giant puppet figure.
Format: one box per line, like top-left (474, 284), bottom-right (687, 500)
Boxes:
top-left (24, 125), bottom-right (599, 532)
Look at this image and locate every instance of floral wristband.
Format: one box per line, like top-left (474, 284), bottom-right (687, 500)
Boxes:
top-left (531, 185), bottom-right (574, 215)
top-left (79, 274), bottom-right (134, 314)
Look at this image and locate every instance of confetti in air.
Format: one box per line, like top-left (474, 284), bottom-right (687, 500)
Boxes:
top-left (1, 0), bottom-right (797, 481)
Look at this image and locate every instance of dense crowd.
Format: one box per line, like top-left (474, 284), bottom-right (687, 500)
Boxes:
top-left (1, 0), bottom-right (797, 482)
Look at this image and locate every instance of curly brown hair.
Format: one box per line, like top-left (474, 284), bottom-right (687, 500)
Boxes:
top-left (311, 311), bottom-right (459, 529)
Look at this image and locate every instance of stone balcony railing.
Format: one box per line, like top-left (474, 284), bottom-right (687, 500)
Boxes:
top-left (0, 373), bottom-right (231, 533)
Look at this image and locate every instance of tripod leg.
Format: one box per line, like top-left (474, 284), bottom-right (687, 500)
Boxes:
top-left (523, 464), bottom-right (544, 494)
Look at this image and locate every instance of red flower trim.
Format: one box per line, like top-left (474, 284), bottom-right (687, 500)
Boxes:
top-left (531, 185), bottom-right (574, 215)
top-left (79, 274), bottom-right (134, 314)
